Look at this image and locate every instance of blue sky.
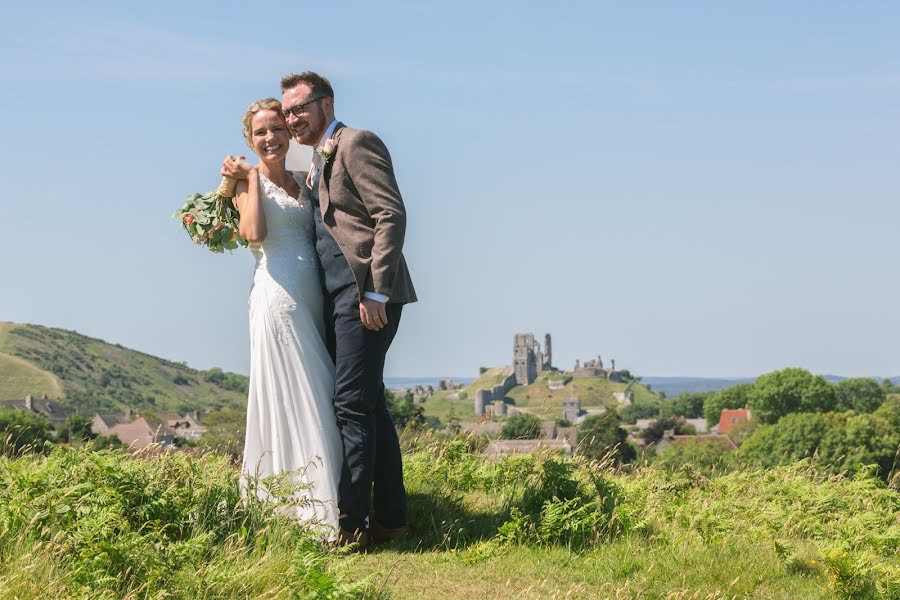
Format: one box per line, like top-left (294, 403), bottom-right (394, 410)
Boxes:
top-left (2, 1), bottom-right (898, 379)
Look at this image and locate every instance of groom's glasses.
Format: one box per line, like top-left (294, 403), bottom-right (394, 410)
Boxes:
top-left (281, 96), bottom-right (325, 119)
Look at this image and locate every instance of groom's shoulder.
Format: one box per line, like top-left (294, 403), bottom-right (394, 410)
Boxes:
top-left (339, 126), bottom-right (385, 146)
top-left (338, 126), bottom-right (391, 157)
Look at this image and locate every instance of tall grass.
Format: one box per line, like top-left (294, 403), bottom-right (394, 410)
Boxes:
top-left (0, 446), bottom-right (369, 599)
top-left (0, 436), bottom-right (897, 599)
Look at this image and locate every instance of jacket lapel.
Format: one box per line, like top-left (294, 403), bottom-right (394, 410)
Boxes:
top-left (317, 122), bottom-right (345, 214)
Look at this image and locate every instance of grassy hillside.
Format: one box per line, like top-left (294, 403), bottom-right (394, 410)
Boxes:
top-left (469, 367), bottom-right (512, 390)
top-left (0, 322), bottom-right (247, 414)
top-left (505, 372), bottom-right (657, 419)
top-left (421, 368), bottom-right (659, 422)
top-left (0, 353), bottom-right (63, 401)
top-left (1, 440), bottom-right (896, 598)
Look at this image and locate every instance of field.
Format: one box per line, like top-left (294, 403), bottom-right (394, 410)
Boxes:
top-left (1, 436), bottom-right (896, 599)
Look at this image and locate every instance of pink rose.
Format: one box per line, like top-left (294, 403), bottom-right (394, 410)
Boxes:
top-left (317, 138), bottom-right (337, 160)
top-left (183, 214), bottom-right (195, 226)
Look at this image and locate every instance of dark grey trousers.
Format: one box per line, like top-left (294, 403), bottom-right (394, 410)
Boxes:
top-left (325, 284), bottom-right (407, 532)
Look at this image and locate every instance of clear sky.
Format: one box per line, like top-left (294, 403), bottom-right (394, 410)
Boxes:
top-left (2, 1), bottom-right (898, 379)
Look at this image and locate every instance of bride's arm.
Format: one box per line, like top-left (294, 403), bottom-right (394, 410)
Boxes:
top-left (222, 155), bottom-right (266, 243)
top-left (233, 168), bottom-right (267, 243)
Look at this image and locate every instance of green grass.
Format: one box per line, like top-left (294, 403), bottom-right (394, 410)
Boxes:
top-left (357, 540), bottom-right (828, 599)
top-left (1, 435), bottom-right (896, 599)
top-left (0, 322), bottom-right (247, 414)
top-left (0, 446), bottom-right (370, 599)
top-left (468, 368), bottom-right (512, 391)
top-left (419, 389), bottom-right (467, 422)
top-left (0, 351), bottom-right (62, 399)
top-left (506, 374), bottom-right (657, 419)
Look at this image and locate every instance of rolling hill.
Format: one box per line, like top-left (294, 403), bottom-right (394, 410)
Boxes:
top-left (0, 322), bottom-right (247, 415)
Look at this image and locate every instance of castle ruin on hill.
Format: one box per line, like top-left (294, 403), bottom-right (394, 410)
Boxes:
top-left (572, 355), bottom-right (626, 383)
top-left (472, 332), bottom-right (631, 417)
top-left (514, 333), bottom-right (553, 385)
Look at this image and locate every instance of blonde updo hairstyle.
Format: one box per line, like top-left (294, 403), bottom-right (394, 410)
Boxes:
top-left (241, 98), bottom-right (284, 149)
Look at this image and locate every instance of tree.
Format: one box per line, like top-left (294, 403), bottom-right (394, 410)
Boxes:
top-left (386, 390), bottom-right (425, 429)
top-left (654, 437), bottom-right (736, 476)
top-left (198, 409), bottom-right (246, 458)
top-left (739, 413), bottom-right (828, 465)
top-left (659, 392), bottom-right (709, 420)
top-left (749, 368), bottom-right (836, 424)
top-left (640, 416), bottom-right (695, 445)
top-left (619, 398), bottom-right (661, 423)
top-left (739, 400), bottom-right (900, 480)
top-left (88, 433), bottom-right (124, 451)
top-left (500, 413), bottom-right (543, 440)
top-left (833, 378), bottom-right (886, 413)
top-left (617, 370), bottom-right (636, 383)
top-left (577, 412), bottom-right (635, 464)
top-left (445, 407), bottom-right (462, 435)
top-left (64, 415), bottom-right (96, 442)
top-left (704, 383), bottom-right (754, 427)
top-left (0, 408), bottom-right (54, 455)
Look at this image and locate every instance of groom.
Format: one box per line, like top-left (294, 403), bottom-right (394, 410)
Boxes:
top-left (280, 71), bottom-right (417, 547)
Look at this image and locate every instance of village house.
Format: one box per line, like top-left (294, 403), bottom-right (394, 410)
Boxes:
top-left (92, 409), bottom-right (132, 435)
top-left (716, 408), bottom-right (752, 435)
top-left (0, 394), bottom-right (71, 431)
top-left (105, 416), bottom-right (176, 450)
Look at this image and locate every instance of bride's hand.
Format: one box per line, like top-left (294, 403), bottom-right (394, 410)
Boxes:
top-left (221, 155), bottom-right (255, 180)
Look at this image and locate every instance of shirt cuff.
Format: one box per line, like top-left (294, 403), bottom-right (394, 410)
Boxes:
top-left (363, 291), bottom-right (389, 303)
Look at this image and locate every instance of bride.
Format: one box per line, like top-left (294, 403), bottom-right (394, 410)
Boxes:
top-left (225, 98), bottom-right (342, 533)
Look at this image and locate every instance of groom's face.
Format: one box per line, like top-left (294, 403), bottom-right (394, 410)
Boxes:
top-left (282, 84), bottom-right (331, 146)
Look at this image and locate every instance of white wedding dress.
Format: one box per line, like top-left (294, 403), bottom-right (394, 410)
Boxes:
top-left (241, 170), bottom-right (341, 533)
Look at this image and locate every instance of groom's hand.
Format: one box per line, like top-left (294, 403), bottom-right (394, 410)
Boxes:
top-left (359, 298), bottom-right (388, 331)
top-left (221, 155), bottom-right (253, 180)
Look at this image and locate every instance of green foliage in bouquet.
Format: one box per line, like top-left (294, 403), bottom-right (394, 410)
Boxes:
top-left (174, 177), bottom-right (248, 253)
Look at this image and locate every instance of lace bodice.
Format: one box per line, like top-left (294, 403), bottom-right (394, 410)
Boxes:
top-left (250, 171), bottom-right (318, 273)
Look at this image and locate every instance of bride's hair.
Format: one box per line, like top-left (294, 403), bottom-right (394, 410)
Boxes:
top-left (241, 98), bottom-right (284, 146)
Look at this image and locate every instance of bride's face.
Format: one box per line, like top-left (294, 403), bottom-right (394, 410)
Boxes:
top-left (249, 110), bottom-right (291, 163)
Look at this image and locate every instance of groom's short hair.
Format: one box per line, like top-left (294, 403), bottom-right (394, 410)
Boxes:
top-left (280, 71), bottom-right (334, 98)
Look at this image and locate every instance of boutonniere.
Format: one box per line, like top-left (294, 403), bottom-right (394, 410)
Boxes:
top-left (316, 138), bottom-right (337, 161)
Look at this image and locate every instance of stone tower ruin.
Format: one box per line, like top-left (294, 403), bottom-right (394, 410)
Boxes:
top-left (513, 332), bottom-right (553, 385)
top-left (544, 333), bottom-right (552, 370)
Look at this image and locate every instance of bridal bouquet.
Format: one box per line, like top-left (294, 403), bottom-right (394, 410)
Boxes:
top-left (174, 177), bottom-right (248, 253)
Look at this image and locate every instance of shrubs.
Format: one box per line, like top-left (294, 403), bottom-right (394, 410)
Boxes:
top-left (739, 400), bottom-right (900, 479)
top-left (577, 412), bottom-right (635, 464)
top-left (622, 462), bottom-right (899, 599)
top-left (0, 446), bottom-right (368, 598)
top-left (0, 407), bottom-right (53, 455)
top-left (500, 413), bottom-right (543, 440)
top-left (0, 437), bottom-right (897, 598)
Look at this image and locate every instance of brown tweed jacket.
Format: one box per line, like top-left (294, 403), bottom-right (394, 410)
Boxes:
top-left (317, 123), bottom-right (417, 304)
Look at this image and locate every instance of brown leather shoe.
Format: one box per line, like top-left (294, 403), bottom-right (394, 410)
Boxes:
top-left (368, 520), bottom-right (411, 544)
top-left (333, 528), bottom-right (369, 551)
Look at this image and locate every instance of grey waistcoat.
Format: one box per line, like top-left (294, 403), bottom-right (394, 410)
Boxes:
top-left (310, 170), bottom-right (356, 294)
